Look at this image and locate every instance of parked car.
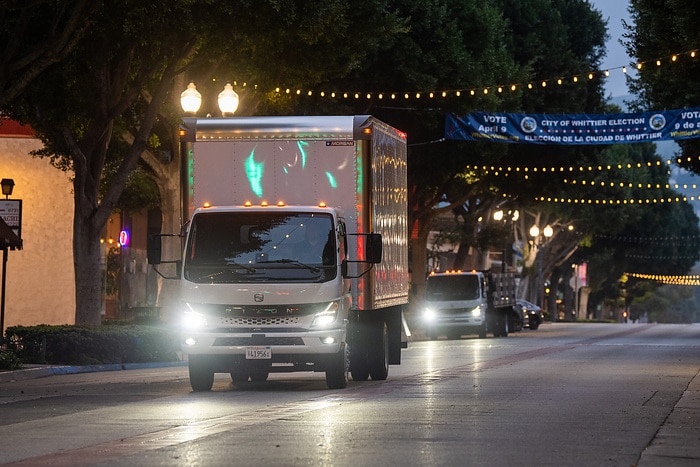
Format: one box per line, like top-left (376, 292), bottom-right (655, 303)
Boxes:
top-left (516, 299), bottom-right (543, 330)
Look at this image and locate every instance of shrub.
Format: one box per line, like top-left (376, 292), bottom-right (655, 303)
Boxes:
top-left (0, 348), bottom-right (22, 370)
top-left (4, 324), bottom-right (180, 365)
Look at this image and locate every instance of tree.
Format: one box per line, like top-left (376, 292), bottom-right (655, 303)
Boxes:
top-left (4, 0), bottom-right (403, 324)
top-left (0, 0), bottom-right (98, 108)
top-left (625, 0), bottom-right (700, 174)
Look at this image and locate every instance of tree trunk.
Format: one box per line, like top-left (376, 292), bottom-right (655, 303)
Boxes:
top-left (73, 208), bottom-right (104, 325)
top-left (153, 169), bottom-right (182, 323)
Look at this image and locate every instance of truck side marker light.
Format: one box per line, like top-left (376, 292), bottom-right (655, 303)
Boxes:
top-left (277, 200), bottom-right (286, 207)
top-left (244, 201), bottom-right (253, 207)
top-left (318, 201), bottom-right (327, 207)
top-left (203, 202), bottom-right (211, 208)
top-left (261, 201), bottom-right (269, 207)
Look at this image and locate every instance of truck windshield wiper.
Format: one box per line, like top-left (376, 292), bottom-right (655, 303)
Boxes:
top-left (223, 259), bottom-right (257, 273)
top-left (194, 262), bottom-right (257, 281)
top-left (257, 258), bottom-right (321, 273)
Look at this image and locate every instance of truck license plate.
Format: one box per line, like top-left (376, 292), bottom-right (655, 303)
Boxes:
top-left (246, 346), bottom-right (271, 359)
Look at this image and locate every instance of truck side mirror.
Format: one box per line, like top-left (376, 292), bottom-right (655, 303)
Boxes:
top-left (365, 233), bottom-right (382, 264)
top-left (147, 234), bottom-right (162, 265)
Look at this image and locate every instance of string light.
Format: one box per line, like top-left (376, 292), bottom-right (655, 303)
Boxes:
top-left (535, 195), bottom-right (696, 204)
top-left (467, 157), bottom-right (695, 176)
top-left (212, 49), bottom-right (698, 102)
top-left (626, 272), bottom-right (700, 286)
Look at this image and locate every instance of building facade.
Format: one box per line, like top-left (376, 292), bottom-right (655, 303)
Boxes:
top-left (0, 120), bottom-right (75, 327)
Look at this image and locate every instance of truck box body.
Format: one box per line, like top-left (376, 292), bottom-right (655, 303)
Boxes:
top-left (175, 115), bottom-right (408, 390)
top-left (422, 270), bottom-right (518, 338)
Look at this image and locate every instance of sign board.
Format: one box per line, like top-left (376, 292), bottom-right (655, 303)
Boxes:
top-left (445, 107), bottom-right (700, 145)
top-left (0, 199), bottom-right (21, 238)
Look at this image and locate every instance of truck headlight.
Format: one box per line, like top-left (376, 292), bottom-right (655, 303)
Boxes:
top-left (424, 308), bottom-right (436, 322)
top-left (311, 301), bottom-right (339, 328)
top-left (470, 307), bottom-right (482, 317)
top-left (182, 303), bottom-right (208, 329)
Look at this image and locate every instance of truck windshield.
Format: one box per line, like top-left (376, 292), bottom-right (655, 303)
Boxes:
top-left (184, 211), bottom-right (337, 283)
top-left (425, 275), bottom-right (480, 301)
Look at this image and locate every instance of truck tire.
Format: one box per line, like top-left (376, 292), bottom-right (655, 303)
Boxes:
top-left (529, 320), bottom-right (540, 331)
top-left (508, 309), bottom-right (523, 332)
top-left (350, 327), bottom-right (370, 381)
top-left (368, 321), bottom-right (389, 381)
top-left (501, 313), bottom-right (509, 337)
top-left (188, 355), bottom-right (214, 392)
top-left (326, 343), bottom-right (349, 389)
top-left (492, 312), bottom-right (509, 337)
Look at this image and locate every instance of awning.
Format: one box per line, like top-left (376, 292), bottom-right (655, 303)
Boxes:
top-left (0, 217), bottom-right (22, 250)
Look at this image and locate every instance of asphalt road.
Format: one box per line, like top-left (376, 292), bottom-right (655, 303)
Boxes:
top-left (0, 323), bottom-right (698, 466)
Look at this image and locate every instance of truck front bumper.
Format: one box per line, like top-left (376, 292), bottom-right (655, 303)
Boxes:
top-left (182, 327), bottom-right (345, 356)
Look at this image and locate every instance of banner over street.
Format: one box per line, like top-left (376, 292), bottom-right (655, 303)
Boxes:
top-left (445, 108), bottom-right (700, 144)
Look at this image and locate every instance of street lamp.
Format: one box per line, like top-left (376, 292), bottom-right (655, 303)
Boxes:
top-left (529, 224), bottom-right (553, 316)
top-left (493, 209), bottom-right (519, 272)
top-left (180, 82), bottom-right (202, 115)
top-left (1, 179), bottom-right (14, 199)
top-left (180, 82), bottom-right (240, 117)
top-left (217, 83), bottom-right (239, 116)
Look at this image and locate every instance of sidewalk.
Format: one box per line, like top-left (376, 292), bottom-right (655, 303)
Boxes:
top-left (636, 368), bottom-right (700, 466)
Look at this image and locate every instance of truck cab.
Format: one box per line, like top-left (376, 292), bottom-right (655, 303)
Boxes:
top-left (422, 270), bottom-right (489, 339)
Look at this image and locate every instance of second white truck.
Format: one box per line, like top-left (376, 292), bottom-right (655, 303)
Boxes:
top-left (422, 270), bottom-right (519, 338)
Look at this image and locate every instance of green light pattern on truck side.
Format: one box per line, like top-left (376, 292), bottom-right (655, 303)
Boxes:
top-left (245, 147), bottom-right (264, 197)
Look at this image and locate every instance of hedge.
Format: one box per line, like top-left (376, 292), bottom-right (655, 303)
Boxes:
top-left (4, 323), bottom-right (181, 366)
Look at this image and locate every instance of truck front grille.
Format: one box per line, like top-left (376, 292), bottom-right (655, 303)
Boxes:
top-left (219, 316), bottom-right (302, 326)
top-left (213, 337), bottom-right (305, 346)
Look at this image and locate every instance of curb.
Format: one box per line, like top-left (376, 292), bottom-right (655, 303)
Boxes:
top-left (0, 360), bottom-right (187, 383)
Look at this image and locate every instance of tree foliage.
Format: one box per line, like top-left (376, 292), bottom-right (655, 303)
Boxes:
top-left (2, 0), bottom-right (403, 324)
top-left (626, 0), bottom-right (700, 174)
top-left (0, 0), bottom-right (99, 109)
top-left (3, 0), bottom-right (697, 324)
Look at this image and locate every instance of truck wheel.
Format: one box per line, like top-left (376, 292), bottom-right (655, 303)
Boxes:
top-left (368, 321), bottom-right (389, 381)
top-left (350, 330), bottom-right (370, 381)
top-left (188, 356), bottom-right (214, 392)
top-left (529, 320), bottom-right (540, 331)
top-left (487, 313), bottom-right (499, 337)
top-left (326, 343), bottom-right (349, 389)
top-left (501, 313), bottom-right (509, 337)
top-left (509, 310), bottom-right (523, 332)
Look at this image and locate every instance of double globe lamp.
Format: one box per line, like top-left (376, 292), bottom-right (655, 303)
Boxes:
top-left (180, 82), bottom-right (239, 116)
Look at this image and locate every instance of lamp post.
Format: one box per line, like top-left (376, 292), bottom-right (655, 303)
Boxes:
top-left (0, 178), bottom-right (17, 337)
top-left (493, 208), bottom-right (519, 272)
top-left (529, 224), bottom-right (553, 317)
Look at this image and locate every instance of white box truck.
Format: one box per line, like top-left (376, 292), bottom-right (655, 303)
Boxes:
top-left (422, 270), bottom-right (519, 339)
top-left (151, 115), bottom-right (408, 390)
